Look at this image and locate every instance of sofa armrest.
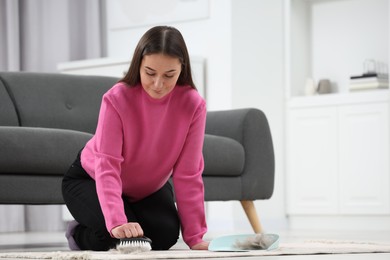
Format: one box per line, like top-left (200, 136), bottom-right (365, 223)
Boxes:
top-left (205, 108), bottom-right (274, 200)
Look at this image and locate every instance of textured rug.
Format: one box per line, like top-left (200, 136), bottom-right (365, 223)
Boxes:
top-left (1, 240), bottom-right (390, 259)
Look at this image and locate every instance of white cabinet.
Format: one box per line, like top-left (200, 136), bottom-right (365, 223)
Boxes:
top-left (285, 0), bottom-right (390, 229)
top-left (339, 103), bottom-right (389, 214)
top-left (287, 93), bottom-right (390, 216)
top-left (287, 106), bottom-right (339, 214)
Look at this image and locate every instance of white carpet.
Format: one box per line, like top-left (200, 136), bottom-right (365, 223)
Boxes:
top-left (1, 240), bottom-right (390, 259)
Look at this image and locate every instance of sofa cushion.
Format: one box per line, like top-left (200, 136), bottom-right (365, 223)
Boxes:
top-left (0, 128), bottom-right (245, 177)
top-left (0, 127), bottom-right (92, 175)
top-left (202, 134), bottom-right (245, 177)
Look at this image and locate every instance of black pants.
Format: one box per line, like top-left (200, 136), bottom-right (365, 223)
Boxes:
top-left (62, 150), bottom-right (180, 251)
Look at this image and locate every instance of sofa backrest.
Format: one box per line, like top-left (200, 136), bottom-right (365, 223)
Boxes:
top-left (0, 77), bottom-right (19, 126)
top-left (0, 72), bottom-right (118, 134)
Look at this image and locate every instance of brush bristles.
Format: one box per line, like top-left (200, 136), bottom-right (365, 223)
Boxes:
top-left (117, 237), bottom-right (152, 253)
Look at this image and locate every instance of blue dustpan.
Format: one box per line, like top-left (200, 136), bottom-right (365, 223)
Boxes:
top-left (209, 233), bottom-right (279, 252)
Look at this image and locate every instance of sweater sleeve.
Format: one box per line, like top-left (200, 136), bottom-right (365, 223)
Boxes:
top-left (172, 101), bottom-right (207, 248)
top-left (93, 94), bottom-right (128, 234)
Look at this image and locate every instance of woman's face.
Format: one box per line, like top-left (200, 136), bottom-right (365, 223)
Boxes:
top-left (140, 53), bottom-right (182, 99)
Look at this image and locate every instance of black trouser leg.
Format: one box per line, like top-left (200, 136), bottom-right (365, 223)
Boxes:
top-left (62, 152), bottom-right (180, 251)
top-left (126, 181), bottom-right (180, 250)
top-left (62, 160), bottom-right (117, 251)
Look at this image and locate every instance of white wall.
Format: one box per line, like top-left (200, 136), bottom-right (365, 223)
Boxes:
top-left (230, 0), bottom-right (286, 232)
top-left (104, 0), bottom-right (287, 235)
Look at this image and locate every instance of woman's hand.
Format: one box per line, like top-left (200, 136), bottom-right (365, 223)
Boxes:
top-left (191, 241), bottom-right (209, 250)
top-left (111, 222), bottom-right (144, 239)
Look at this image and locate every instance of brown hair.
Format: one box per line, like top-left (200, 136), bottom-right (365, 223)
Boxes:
top-left (120, 26), bottom-right (196, 89)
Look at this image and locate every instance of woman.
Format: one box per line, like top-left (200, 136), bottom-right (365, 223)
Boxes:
top-left (62, 26), bottom-right (209, 251)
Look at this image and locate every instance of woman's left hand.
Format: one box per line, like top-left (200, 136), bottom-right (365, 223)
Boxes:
top-left (191, 241), bottom-right (209, 250)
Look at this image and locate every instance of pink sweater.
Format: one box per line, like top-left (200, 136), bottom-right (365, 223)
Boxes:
top-left (80, 82), bottom-right (207, 248)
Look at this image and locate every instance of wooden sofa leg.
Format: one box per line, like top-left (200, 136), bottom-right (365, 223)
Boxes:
top-left (240, 200), bottom-right (263, 233)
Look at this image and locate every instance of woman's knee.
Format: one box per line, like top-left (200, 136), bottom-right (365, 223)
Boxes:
top-left (88, 237), bottom-right (117, 251)
top-left (74, 225), bottom-right (117, 251)
top-left (149, 221), bottom-right (180, 250)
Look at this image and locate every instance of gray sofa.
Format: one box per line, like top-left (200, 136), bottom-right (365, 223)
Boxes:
top-left (0, 72), bottom-right (274, 233)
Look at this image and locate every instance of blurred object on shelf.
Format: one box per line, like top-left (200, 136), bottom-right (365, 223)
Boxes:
top-left (349, 59), bottom-right (389, 92)
top-left (317, 79), bottom-right (332, 94)
top-left (304, 78), bottom-right (317, 96)
top-left (349, 73), bottom-right (388, 92)
top-left (364, 59), bottom-right (377, 75)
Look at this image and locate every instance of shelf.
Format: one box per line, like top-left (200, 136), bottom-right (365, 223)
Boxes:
top-left (288, 89), bottom-right (390, 108)
top-left (285, 0), bottom-right (389, 98)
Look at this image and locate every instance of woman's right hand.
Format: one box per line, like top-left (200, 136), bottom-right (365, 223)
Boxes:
top-left (111, 222), bottom-right (144, 239)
